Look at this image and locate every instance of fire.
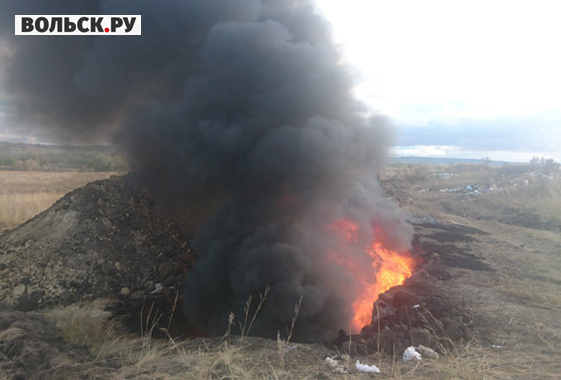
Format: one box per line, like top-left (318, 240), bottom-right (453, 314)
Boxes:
top-left (330, 219), bottom-right (359, 243)
top-left (352, 241), bottom-right (415, 330)
top-left (329, 219), bottom-right (416, 332)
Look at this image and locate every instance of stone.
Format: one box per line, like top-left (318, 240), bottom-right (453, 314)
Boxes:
top-left (417, 345), bottom-right (439, 359)
top-left (13, 285), bottom-right (26, 297)
top-left (150, 283), bottom-right (163, 294)
top-left (58, 291), bottom-right (78, 306)
top-left (120, 287), bottom-right (130, 296)
top-left (16, 291), bottom-right (45, 312)
top-left (100, 217), bottom-right (113, 229)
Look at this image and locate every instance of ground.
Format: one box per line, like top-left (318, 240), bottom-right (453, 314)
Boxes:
top-left (1, 163), bottom-right (561, 379)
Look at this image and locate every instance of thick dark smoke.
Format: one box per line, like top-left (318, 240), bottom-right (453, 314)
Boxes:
top-left (0, 0), bottom-right (413, 341)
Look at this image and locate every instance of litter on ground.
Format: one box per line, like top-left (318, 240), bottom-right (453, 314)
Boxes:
top-left (403, 346), bottom-right (422, 361)
top-left (356, 360), bottom-right (380, 373)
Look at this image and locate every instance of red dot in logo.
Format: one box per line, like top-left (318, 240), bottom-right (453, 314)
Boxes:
top-left (104, 27), bottom-right (109, 33)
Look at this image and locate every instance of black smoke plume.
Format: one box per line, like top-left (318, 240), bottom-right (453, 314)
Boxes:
top-left (0, 0), bottom-right (413, 341)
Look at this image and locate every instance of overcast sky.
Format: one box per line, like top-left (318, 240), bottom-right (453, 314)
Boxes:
top-left (1, 1), bottom-right (559, 162)
top-left (317, 0), bottom-right (561, 162)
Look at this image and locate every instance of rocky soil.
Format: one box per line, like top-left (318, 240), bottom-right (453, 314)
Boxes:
top-left (0, 175), bottom-right (194, 314)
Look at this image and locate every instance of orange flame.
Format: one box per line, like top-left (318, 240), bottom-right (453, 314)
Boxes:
top-left (330, 219), bottom-right (359, 243)
top-left (352, 241), bottom-right (415, 330)
top-left (329, 219), bottom-right (416, 332)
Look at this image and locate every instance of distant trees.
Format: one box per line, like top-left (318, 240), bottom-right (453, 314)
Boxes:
top-left (530, 156), bottom-right (541, 166)
top-left (530, 156), bottom-right (560, 175)
top-left (0, 153), bottom-right (128, 172)
top-left (543, 159), bottom-right (560, 175)
top-left (86, 155), bottom-right (129, 172)
top-left (22, 159), bottom-right (40, 171)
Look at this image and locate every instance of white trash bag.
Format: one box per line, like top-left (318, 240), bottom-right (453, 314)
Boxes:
top-left (356, 360), bottom-right (380, 373)
top-left (403, 346), bottom-right (422, 361)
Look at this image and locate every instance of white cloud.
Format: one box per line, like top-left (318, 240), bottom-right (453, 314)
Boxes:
top-left (392, 145), bottom-right (560, 163)
top-left (318, 0), bottom-right (561, 118)
top-left (316, 0), bottom-right (561, 161)
top-left (392, 145), bottom-right (455, 157)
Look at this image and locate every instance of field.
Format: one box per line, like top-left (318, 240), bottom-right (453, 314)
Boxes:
top-left (1, 163), bottom-right (561, 379)
top-left (0, 171), bottom-right (117, 232)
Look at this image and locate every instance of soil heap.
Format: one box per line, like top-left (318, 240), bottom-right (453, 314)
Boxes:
top-left (0, 175), bottom-right (194, 312)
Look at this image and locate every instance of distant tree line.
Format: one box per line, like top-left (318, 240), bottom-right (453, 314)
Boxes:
top-left (530, 156), bottom-right (560, 175)
top-left (0, 152), bottom-right (129, 172)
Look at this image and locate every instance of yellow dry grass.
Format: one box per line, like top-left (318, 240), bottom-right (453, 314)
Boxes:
top-left (0, 171), bottom-right (117, 232)
top-left (50, 304), bottom-right (505, 380)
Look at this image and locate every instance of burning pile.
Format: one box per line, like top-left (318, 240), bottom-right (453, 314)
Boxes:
top-left (0, 0), bottom-right (414, 341)
top-left (329, 219), bottom-right (417, 332)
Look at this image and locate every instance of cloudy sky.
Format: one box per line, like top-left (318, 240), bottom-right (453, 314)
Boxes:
top-left (317, 0), bottom-right (561, 162)
top-left (1, 1), bottom-right (559, 162)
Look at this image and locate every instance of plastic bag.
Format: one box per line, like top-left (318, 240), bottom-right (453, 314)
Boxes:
top-left (403, 346), bottom-right (422, 361)
top-left (356, 360), bottom-right (380, 373)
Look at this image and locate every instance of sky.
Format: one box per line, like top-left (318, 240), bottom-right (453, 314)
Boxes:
top-left (0, 1), bottom-right (560, 162)
top-left (316, 0), bottom-right (561, 162)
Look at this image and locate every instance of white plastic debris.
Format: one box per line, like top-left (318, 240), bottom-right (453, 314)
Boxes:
top-left (325, 357), bottom-right (347, 374)
top-left (403, 346), bottom-right (422, 361)
top-left (417, 345), bottom-right (439, 359)
top-left (356, 360), bottom-right (380, 373)
top-left (287, 344), bottom-right (300, 351)
top-left (413, 304), bottom-right (420, 309)
top-left (492, 345), bottom-right (503, 349)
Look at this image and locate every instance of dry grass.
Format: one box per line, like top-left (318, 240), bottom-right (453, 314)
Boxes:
top-left (378, 163), bottom-right (561, 379)
top-left (0, 171), bottom-right (117, 232)
top-left (483, 180), bottom-right (561, 222)
top-left (45, 303), bottom-right (517, 380)
top-left (50, 304), bottom-right (324, 380)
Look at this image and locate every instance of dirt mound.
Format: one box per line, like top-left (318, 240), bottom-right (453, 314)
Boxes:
top-left (0, 175), bottom-right (194, 312)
